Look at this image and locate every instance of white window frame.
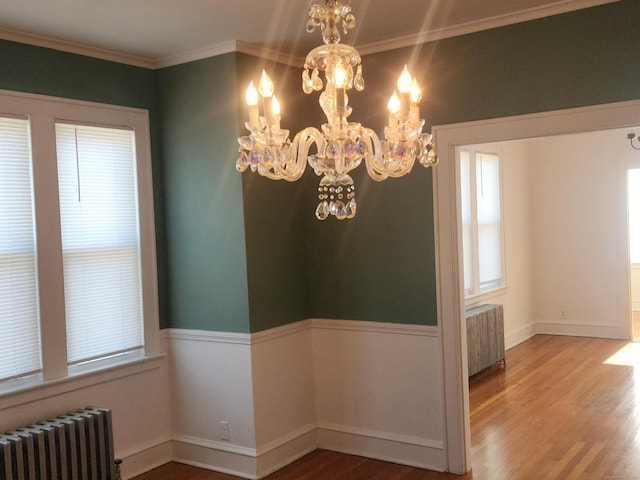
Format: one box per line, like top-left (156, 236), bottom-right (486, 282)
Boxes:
top-left (458, 146), bottom-right (506, 304)
top-left (0, 89), bottom-right (160, 399)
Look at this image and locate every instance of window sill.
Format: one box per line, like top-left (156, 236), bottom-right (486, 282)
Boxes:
top-left (465, 285), bottom-right (508, 309)
top-left (0, 352), bottom-right (166, 412)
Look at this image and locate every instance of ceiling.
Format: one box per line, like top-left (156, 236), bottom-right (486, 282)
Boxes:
top-left (0, 0), bottom-right (618, 68)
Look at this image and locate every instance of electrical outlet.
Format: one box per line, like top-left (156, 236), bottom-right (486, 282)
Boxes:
top-left (561, 310), bottom-right (567, 319)
top-left (220, 421), bottom-right (230, 441)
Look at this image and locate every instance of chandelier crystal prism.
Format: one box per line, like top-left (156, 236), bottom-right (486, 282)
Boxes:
top-left (236, 0), bottom-right (438, 220)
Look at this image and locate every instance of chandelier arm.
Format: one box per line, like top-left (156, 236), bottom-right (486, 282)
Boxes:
top-left (362, 128), bottom-right (390, 182)
top-left (293, 126), bottom-right (324, 166)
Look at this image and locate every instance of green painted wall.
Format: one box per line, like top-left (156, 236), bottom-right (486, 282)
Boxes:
top-left (0, 39), bottom-right (170, 329)
top-left (158, 54), bottom-right (251, 333)
top-left (235, 54), bottom-right (312, 332)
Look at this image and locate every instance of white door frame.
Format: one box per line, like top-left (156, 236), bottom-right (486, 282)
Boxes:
top-left (432, 99), bottom-right (640, 474)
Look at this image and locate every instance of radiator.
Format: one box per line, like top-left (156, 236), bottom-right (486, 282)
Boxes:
top-left (466, 304), bottom-right (505, 376)
top-left (0, 407), bottom-right (121, 480)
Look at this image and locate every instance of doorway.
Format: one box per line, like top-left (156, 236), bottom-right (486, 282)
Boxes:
top-left (433, 99), bottom-right (640, 474)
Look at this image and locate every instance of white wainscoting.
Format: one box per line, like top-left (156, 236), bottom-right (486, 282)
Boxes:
top-left (164, 318), bottom-right (445, 478)
top-left (311, 319), bottom-right (445, 471)
top-left (167, 328), bottom-right (258, 478)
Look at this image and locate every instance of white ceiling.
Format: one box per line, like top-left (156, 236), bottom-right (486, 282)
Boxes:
top-left (0, 0), bottom-right (618, 68)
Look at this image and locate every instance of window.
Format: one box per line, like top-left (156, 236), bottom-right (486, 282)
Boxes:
top-left (0, 90), bottom-right (158, 392)
top-left (56, 124), bottom-right (143, 365)
top-left (0, 116), bottom-right (40, 382)
top-left (459, 148), bottom-right (505, 299)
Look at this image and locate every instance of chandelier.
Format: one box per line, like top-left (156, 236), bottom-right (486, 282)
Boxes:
top-left (236, 0), bottom-right (438, 220)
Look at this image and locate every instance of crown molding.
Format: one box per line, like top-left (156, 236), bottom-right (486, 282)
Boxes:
top-left (235, 42), bottom-right (304, 68)
top-left (155, 40), bottom-right (303, 69)
top-left (0, 0), bottom-right (618, 70)
top-left (0, 27), bottom-right (155, 69)
top-left (154, 40), bottom-right (239, 69)
top-left (357, 0), bottom-right (619, 56)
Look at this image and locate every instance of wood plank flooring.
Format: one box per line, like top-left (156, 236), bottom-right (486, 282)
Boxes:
top-left (134, 334), bottom-right (640, 480)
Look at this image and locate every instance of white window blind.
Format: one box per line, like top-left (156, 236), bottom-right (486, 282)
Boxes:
top-left (0, 116), bottom-right (41, 382)
top-left (476, 153), bottom-right (502, 288)
top-left (56, 123), bottom-right (143, 365)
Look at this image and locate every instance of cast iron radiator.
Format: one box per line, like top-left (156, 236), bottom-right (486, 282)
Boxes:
top-left (0, 406), bottom-right (121, 480)
top-left (465, 304), bottom-right (505, 376)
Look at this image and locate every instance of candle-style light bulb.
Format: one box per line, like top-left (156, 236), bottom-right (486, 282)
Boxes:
top-left (388, 91), bottom-right (400, 128)
top-left (334, 65), bottom-right (347, 88)
top-left (388, 91), bottom-right (400, 114)
top-left (410, 78), bottom-right (422, 103)
top-left (272, 94), bottom-right (281, 129)
top-left (334, 64), bottom-right (347, 112)
top-left (258, 70), bottom-right (276, 125)
top-left (246, 82), bottom-right (260, 130)
top-left (259, 70), bottom-right (274, 98)
top-left (246, 82), bottom-right (259, 106)
top-left (397, 65), bottom-right (412, 119)
top-left (397, 65), bottom-right (412, 94)
top-left (272, 95), bottom-right (281, 116)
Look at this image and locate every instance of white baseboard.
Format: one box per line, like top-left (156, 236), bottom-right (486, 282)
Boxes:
top-left (534, 320), bottom-right (622, 339)
top-left (256, 424), bottom-right (318, 478)
top-left (316, 423), bottom-right (445, 472)
top-left (119, 439), bottom-right (173, 480)
top-left (172, 435), bottom-right (258, 479)
top-left (505, 322), bottom-right (536, 350)
top-left (171, 425), bottom-right (319, 480)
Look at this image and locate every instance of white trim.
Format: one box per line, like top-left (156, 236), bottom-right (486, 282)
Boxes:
top-left (316, 422), bottom-right (443, 450)
top-left (505, 323), bottom-right (537, 350)
top-left (311, 318), bottom-right (439, 336)
top-left (534, 321), bottom-right (623, 339)
top-left (0, 27), bottom-right (155, 69)
top-left (255, 423), bottom-right (317, 457)
top-left (254, 425), bottom-right (317, 478)
top-left (172, 434), bottom-right (256, 458)
top-left (119, 439), bottom-right (173, 480)
top-left (433, 98), bottom-right (640, 475)
top-left (165, 318), bottom-right (436, 344)
top-left (155, 40), bottom-right (238, 68)
top-left (0, 354), bottom-right (165, 411)
top-left (155, 41), bottom-right (304, 69)
top-left (166, 328), bottom-right (251, 345)
top-left (316, 424), bottom-right (445, 472)
top-left (172, 436), bottom-right (258, 480)
top-left (251, 319), bottom-right (312, 344)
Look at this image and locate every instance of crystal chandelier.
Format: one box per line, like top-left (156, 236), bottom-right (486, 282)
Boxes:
top-left (236, 0), bottom-right (438, 220)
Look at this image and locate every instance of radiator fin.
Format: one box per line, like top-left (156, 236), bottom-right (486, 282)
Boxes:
top-left (0, 407), bottom-right (118, 479)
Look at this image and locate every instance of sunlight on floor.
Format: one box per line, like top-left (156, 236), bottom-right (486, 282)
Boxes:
top-left (603, 312), bottom-right (640, 366)
top-left (604, 342), bottom-right (640, 367)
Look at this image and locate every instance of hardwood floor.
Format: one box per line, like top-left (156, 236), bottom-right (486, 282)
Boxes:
top-left (134, 334), bottom-right (640, 480)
